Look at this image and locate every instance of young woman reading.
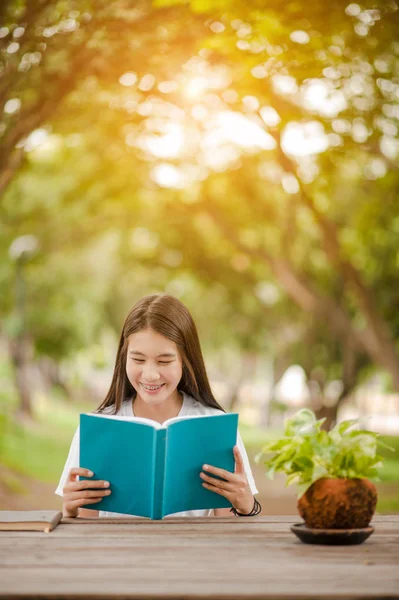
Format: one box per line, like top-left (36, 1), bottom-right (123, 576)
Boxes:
top-left (55, 294), bottom-right (260, 518)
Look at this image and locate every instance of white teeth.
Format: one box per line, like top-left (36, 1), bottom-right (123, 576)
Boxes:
top-left (142, 384), bottom-right (163, 391)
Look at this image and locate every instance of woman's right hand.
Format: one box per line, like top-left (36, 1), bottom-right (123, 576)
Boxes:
top-left (62, 467), bottom-right (111, 517)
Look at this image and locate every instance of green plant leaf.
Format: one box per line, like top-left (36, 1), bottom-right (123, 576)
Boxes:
top-left (284, 408), bottom-right (317, 436)
top-left (256, 409), bottom-right (395, 490)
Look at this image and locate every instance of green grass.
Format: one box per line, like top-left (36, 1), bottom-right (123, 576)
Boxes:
top-left (239, 421), bottom-right (281, 448)
top-left (377, 457), bottom-right (399, 482)
top-left (0, 395), bottom-right (92, 483)
top-left (0, 414), bottom-right (72, 483)
top-left (367, 434), bottom-right (399, 483)
top-left (376, 493), bottom-right (399, 514)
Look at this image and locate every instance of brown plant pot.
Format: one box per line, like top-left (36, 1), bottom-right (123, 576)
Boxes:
top-left (297, 478), bottom-right (377, 529)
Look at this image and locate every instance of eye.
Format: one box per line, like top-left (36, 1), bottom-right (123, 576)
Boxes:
top-left (158, 361), bottom-right (173, 365)
top-left (132, 359), bottom-right (145, 363)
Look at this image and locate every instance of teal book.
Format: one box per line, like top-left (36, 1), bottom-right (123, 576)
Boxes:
top-left (79, 412), bottom-right (238, 519)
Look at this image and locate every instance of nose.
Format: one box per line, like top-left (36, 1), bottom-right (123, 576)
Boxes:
top-left (142, 365), bottom-right (161, 382)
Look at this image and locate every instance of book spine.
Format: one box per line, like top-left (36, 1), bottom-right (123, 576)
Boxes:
top-left (152, 429), bottom-right (167, 519)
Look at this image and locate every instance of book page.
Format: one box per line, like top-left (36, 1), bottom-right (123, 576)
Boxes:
top-left (85, 413), bottom-right (163, 429)
top-left (162, 413), bottom-right (239, 516)
top-left (163, 413), bottom-right (227, 428)
top-left (79, 414), bottom-right (156, 518)
top-left (84, 412), bottom-right (231, 430)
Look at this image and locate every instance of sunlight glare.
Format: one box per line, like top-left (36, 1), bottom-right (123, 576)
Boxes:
top-left (140, 123), bottom-right (184, 159)
top-left (302, 79), bottom-right (347, 117)
top-left (216, 111), bottom-right (276, 150)
top-left (282, 121), bottom-right (328, 156)
top-left (275, 365), bottom-right (309, 406)
top-left (260, 106), bottom-right (281, 127)
top-left (273, 75), bottom-right (298, 95)
top-left (151, 164), bottom-right (183, 188)
top-left (184, 76), bottom-right (208, 100)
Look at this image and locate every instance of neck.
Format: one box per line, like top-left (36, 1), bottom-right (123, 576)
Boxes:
top-left (133, 391), bottom-right (184, 424)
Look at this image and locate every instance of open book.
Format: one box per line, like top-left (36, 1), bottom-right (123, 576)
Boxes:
top-left (79, 412), bottom-right (238, 519)
top-left (0, 510), bottom-right (63, 532)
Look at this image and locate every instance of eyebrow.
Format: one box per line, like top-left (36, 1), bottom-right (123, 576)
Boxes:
top-left (128, 351), bottom-right (177, 358)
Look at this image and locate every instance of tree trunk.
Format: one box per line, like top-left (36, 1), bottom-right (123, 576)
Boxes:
top-left (260, 354), bottom-right (291, 427)
top-left (227, 383), bottom-right (241, 414)
top-left (224, 352), bottom-right (256, 413)
top-left (301, 188), bottom-right (399, 391)
top-left (314, 405), bottom-right (338, 431)
top-left (207, 201), bottom-right (399, 392)
top-left (8, 335), bottom-right (34, 418)
top-left (267, 128), bottom-right (399, 391)
top-left (38, 357), bottom-right (72, 400)
top-left (305, 335), bottom-right (360, 430)
top-left (305, 376), bottom-right (338, 430)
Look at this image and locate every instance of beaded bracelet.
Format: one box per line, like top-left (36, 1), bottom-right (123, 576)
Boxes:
top-left (230, 497), bottom-right (262, 517)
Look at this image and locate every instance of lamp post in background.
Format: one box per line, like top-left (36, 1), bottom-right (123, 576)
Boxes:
top-left (8, 235), bottom-right (39, 418)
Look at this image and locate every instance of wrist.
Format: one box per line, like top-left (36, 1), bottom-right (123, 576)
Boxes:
top-left (234, 495), bottom-right (254, 515)
top-left (230, 497), bottom-right (261, 517)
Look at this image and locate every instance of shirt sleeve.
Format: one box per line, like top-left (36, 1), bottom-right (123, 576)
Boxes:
top-left (54, 426), bottom-right (80, 496)
top-left (236, 430), bottom-right (259, 495)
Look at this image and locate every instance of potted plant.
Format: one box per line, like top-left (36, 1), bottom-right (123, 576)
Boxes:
top-left (256, 408), bottom-right (394, 532)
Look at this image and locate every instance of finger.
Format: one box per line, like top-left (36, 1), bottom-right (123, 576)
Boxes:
top-left (233, 445), bottom-right (245, 474)
top-left (69, 479), bottom-right (110, 491)
top-left (202, 463), bottom-right (234, 481)
top-left (68, 468), bottom-right (93, 481)
top-left (66, 497), bottom-right (105, 510)
top-left (201, 482), bottom-right (231, 498)
top-left (200, 472), bottom-right (236, 492)
top-left (66, 489), bottom-right (112, 501)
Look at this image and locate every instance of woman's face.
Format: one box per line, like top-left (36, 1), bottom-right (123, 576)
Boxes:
top-left (126, 328), bottom-right (183, 407)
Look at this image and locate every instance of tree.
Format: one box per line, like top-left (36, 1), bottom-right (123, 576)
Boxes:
top-left (2, 0), bottom-right (399, 420)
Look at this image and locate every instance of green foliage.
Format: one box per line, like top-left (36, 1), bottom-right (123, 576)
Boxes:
top-left (255, 409), bottom-right (395, 497)
top-left (1, 0), bottom-right (399, 418)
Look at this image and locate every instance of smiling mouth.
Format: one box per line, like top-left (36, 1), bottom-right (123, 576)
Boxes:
top-left (141, 383), bottom-right (165, 391)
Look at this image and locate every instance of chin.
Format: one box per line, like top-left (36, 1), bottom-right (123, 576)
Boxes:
top-left (141, 390), bottom-right (170, 403)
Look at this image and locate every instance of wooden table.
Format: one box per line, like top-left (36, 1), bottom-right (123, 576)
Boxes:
top-left (1, 515), bottom-right (398, 599)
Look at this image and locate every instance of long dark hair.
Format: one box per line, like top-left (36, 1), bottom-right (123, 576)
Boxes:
top-left (96, 294), bottom-right (225, 414)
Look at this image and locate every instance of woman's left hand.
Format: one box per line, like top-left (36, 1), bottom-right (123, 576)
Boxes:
top-left (200, 445), bottom-right (254, 514)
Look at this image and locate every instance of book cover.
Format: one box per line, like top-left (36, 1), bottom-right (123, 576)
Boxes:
top-left (79, 412), bottom-right (238, 519)
top-left (0, 510), bottom-right (63, 532)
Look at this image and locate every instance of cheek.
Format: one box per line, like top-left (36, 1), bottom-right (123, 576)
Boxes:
top-left (167, 363), bottom-right (183, 382)
top-left (160, 364), bottom-right (182, 384)
top-left (126, 361), bottom-right (140, 383)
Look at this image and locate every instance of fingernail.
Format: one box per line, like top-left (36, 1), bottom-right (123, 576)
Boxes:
top-left (105, 490), bottom-right (111, 495)
top-left (104, 481), bottom-right (110, 487)
top-left (87, 471), bottom-right (93, 476)
top-left (203, 464), bottom-right (209, 470)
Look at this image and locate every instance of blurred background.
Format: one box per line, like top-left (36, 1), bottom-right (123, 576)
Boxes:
top-left (0, 0), bottom-right (398, 515)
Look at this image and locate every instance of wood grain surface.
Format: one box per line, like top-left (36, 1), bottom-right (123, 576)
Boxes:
top-left (1, 515), bottom-right (398, 599)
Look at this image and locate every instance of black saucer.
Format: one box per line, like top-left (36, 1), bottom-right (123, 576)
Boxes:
top-left (291, 522), bottom-right (374, 545)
